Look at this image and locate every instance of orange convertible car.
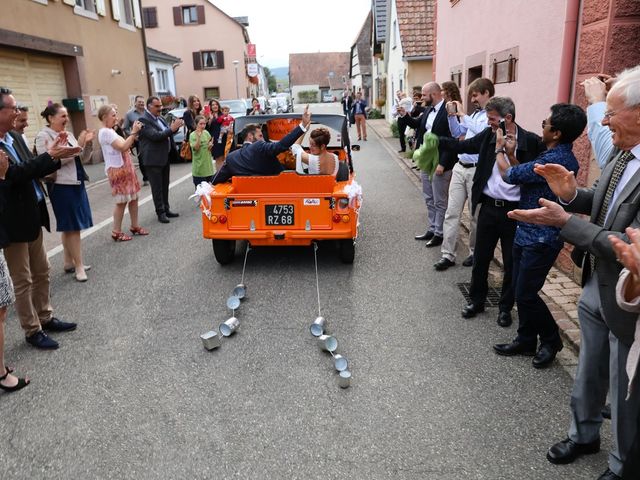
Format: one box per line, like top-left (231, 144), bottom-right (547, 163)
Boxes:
top-left (196, 114), bottom-right (362, 265)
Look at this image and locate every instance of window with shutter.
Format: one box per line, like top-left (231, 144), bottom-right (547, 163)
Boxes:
top-left (198, 51), bottom-right (224, 70)
top-left (143, 7), bottom-right (158, 28)
top-left (182, 5), bottom-right (198, 24)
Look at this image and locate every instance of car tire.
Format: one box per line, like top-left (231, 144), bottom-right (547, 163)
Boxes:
top-left (338, 239), bottom-right (355, 264)
top-left (212, 240), bottom-right (236, 265)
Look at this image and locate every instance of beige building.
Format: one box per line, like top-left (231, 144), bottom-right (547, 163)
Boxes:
top-left (0, 0), bottom-right (149, 147)
top-left (141, 0), bottom-right (251, 101)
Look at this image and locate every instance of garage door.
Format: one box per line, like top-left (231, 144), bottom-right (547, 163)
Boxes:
top-left (0, 47), bottom-right (69, 148)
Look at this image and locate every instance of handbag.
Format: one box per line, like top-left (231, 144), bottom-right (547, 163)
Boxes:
top-left (180, 138), bottom-right (192, 161)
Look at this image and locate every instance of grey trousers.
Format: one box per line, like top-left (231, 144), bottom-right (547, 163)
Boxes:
top-left (441, 162), bottom-right (477, 261)
top-left (421, 169), bottom-right (452, 237)
top-left (568, 273), bottom-right (640, 476)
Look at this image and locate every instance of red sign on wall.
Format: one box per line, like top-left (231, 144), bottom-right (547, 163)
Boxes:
top-left (247, 44), bottom-right (256, 57)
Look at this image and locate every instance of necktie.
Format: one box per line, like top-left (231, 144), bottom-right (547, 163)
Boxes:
top-left (590, 150), bottom-right (635, 273)
top-left (1, 139), bottom-right (45, 202)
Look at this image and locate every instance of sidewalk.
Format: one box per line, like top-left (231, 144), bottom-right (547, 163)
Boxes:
top-left (367, 118), bottom-right (583, 354)
top-left (42, 160), bottom-right (193, 254)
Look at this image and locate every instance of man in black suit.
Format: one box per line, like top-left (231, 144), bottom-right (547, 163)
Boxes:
top-left (439, 97), bottom-right (546, 327)
top-left (400, 82), bottom-right (455, 247)
top-left (137, 96), bottom-right (184, 224)
top-left (213, 106), bottom-right (312, 184)
top-left (0, 86), bottom-right (80, 350)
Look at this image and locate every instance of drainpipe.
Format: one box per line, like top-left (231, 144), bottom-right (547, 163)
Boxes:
top-left (138, 0), bottom-right (153, 96)
top-left (557, 0), bottom-right (581, 103)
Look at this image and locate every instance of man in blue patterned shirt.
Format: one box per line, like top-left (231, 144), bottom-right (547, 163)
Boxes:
top-left (492, 103), bottom-right (587, 368)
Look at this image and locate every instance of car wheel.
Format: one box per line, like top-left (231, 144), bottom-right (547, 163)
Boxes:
top-left (338, 239), bottom-right (355, 264)
top-left (212, 240), bottom-right (236, 265)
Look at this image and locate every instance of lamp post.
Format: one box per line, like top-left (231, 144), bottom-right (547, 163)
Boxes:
top-left (233, 60), bottom-right (240, 98)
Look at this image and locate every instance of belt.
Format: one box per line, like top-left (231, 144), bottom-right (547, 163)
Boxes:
top-left (481, 194), bottom-right (519, 208)
top-left (458, 162), bottom-right (476, 168)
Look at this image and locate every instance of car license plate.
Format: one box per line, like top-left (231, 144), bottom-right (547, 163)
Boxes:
top-left (265, 204), bottom-right (294, 225)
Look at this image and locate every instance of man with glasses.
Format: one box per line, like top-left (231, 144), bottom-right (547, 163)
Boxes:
top-left (492, 103), bottom-right (586, 368)
top-left (0, 87), bottom-right (81, 349)
top-left (508, 65), bottom-right (640, 480)
top-left (138, 96), bottom-right (184, 224)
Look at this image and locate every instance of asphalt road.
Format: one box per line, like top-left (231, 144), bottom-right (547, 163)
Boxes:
top-left (0, 103), bottom-right (610, 479)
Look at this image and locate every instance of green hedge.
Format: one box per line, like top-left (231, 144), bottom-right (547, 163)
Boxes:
top-left (390, 120), bottom-right (399, 138)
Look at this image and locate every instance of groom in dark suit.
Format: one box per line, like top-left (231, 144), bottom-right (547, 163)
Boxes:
top-left (213, 105), bottom-right (312, 184)
top-left (400, 82), bottom-right (454, 247)
top-left (138, 96), bottom-right (184, 223)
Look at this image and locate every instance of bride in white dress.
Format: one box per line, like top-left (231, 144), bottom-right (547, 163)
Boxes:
top-left (290, 127), bottom-right (340, 176)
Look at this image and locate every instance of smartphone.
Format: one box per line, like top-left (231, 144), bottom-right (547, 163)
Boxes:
top-left (499, 119), bottom-right (507, 135)
top-left (203, 105), bottom-right (211, 116)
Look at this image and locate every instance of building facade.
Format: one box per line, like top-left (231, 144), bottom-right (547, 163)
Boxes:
top-left (147, 47), bottom-right (181, 97)
top-left (0, 0), bottom-right (149, 148)
top-left (141, 0), bottom-right (251, 101)
top-left (289, 52), bottom-right (351, 104)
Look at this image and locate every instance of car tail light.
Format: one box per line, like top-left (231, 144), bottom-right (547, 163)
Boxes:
top-left (210, 216), bottom-right (218, 224)
top-left (333, 214), bottom-right (341, 223)
top-left (219, 215), bottom-right (227, 224)
top-left (342, 215), bottom-right (350, 223)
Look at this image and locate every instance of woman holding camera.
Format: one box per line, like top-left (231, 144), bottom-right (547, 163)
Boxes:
top-left (35, 103), bottom-right (93, 282)
top-left (97, 104), bottom-right (148, 243)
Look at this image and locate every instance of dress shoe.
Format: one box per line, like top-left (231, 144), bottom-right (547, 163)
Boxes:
top-left (497, 311), bottom-right (512, 327)
top-left (532, 342), bottom-right (563, 369)
top-left (493, 340), bottom-right (536, 356)
top-left (158, 214), bottom-right (170, 223)
top-left (415, 231), bottom-right (434, 241)
top-left (165, 210), bottom-right (180, 218)
top-left (546, 437), bottom-right (600, 464)
top-left (42, 317), bottom-right (77, 332)
top-left (26, 331), bottom-right (59, 350)
top-left (425, 235), bottom-right (443, 248)
top-left (398, 149), bottom-right (406, 153)
top-left (597, 468), bottom-right (621, 480)
top-left (434, 258), bottom-right (455, 271)
top-left (462, 255), bottom-right (474, 267)
top-left (461, 303), bottom-right (484, 318)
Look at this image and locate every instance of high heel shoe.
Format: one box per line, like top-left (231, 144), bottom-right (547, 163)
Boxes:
top-left (64, 264), bottom-right (92, 274)
top-left (129, 226), bottom-right (149, 236)
top-left (0, 371), bottom-right (30, 393)
top-left (112, 231), bottom-right (133, 242)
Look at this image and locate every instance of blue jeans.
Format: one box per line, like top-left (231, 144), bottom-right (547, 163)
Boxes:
top-left (512, 242), bottom-right (562, 347)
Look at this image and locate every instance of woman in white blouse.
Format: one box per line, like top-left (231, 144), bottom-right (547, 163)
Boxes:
top-left (97, 104), bottom-right (148, 242)
top-left (291, 127), bottom-right (339, 176)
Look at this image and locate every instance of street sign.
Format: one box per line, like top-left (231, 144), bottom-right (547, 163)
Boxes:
top-left (247, 63), bottom-right (259, 77)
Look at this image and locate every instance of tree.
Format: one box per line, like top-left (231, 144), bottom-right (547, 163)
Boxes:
top-left (263, 67), bottom-right (277, 94)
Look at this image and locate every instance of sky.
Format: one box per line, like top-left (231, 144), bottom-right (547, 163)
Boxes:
top-left (209, 0), bottom-right (371, 69)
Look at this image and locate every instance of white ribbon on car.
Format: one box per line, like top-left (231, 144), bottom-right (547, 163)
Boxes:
top-left (343, 180), bottom-right (363, 209)
top-left (188, 181), bottom-right (214, 219)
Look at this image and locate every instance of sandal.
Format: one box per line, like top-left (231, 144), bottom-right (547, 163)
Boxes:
top-left (64, 264), bottom-right (92, 274)
top-left (130, 226), bottom-right (149, 236)
top-left (111, 231), bottom-right (133, 242)
top-left (0, 371), bottom-right (30, 393)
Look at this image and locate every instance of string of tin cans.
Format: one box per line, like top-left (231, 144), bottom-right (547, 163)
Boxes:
top-left (199, 242), bottom-right (352, 389)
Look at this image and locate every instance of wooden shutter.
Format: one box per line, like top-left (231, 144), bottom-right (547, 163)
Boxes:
top-left (196, 5), bottom-right (205, 24)
top-left (215, 51), bottom-right (224, 69)
top-left (193, 52), bottom-right (203, 71)
top-left (132, 0), bottom-right (142, 28)
top-left (96, 0), bottom-right (106, 15)
top-left (110, 0), bottom-right (121, 21)
top-left (143, 7), bottom-right (158, 28)
top-left (173, 6), bottom-right (183, 25)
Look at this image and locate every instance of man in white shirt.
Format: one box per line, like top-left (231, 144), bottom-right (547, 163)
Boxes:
top-left (434, 78), bottom-right (494, 271)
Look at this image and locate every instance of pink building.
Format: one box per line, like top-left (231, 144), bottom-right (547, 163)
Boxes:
top-left (141, 0), bottom-right (251, 100)
top-left (435, 0), bottom-right (570, 134)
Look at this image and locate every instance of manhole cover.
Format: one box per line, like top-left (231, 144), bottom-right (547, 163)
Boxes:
top-left (456, 282), bottom-right (502, 307)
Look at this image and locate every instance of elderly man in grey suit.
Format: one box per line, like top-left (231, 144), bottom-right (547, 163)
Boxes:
top-left (138, 96), bottom-right (184, 224)
top-left (508, 65), bottom-right (640, 480)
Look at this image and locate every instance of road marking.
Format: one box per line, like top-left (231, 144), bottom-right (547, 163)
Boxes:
top-left (46, 172), bottom-right (193, 258)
